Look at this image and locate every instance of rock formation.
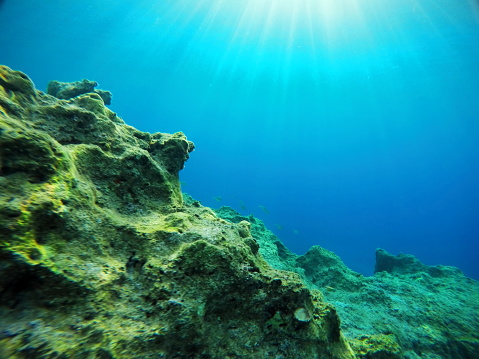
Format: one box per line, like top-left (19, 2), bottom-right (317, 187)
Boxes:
top-left (0, 65), bottom-right (355, 358)
top-left (1, 64), bottom-right (478, 358)
top-left (46, 79), bottom-right (112, 105)
top-left (216, 206), bottom-right (479, 359)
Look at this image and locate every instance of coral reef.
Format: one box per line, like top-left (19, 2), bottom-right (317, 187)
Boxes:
top-left (216, 206), bottom-right (479, 359)
top-left (0, 65), bottom-right (355, 358)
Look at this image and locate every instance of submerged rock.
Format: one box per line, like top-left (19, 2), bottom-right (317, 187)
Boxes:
top-left (0, 65), bottom-right (355, 358)
top-left (47, 78), bottom-right (113, 105)
top-left (3, 64), bottom-right (478, 358)
top-left (216, 206), bottom-right (479, 359)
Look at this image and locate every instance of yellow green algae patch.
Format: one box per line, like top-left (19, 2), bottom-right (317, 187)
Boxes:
top-left (0, 65), bottom-right (355, 358)
top-left (349, 334), bottom-right (402, 359)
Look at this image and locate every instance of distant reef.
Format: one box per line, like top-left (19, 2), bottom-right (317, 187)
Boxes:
top-left (215, 207), bottom-right (479, 358)
top-left (0, 65), bottom-right (478, 358)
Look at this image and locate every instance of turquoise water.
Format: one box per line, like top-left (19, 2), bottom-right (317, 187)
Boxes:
top-left (1, 0), bottom-right (479, 279)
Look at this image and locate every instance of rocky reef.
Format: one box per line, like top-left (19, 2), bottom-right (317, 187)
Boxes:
top-left (216, 206), bottom-right (479, 359)
top-left (46, 79), bottom-right (112, 105)
top-left (0, 65), bottom-right (355, 358)
top-left (1, 65), bottom-right (478, 359)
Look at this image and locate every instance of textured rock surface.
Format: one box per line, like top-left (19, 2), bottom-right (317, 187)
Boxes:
top-left (216, 206), bottom-right (479, 359)
top-left (0, 65), bottom-right (355, 358)
top-left (47, 79), bottom-right (112, 105)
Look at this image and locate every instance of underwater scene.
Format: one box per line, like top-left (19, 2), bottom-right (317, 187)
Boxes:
top-left (1, 0), bottom-right (479, 358)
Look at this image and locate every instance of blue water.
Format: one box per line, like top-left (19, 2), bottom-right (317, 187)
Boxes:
top-left (1, 0), bottom-right (479, 279)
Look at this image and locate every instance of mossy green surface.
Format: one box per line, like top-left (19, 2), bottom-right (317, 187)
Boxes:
top-left (4, 64), bottom-right (478, 358)
top-left (214, 206), bottom-right (479, 359)
top-left (0, 65), bottom-right (355, 358)
top-left (46, 79), bottom-right (112, 105)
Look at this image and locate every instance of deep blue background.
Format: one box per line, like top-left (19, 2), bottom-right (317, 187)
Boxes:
top-left (1, 0), bottom-right (478, 279)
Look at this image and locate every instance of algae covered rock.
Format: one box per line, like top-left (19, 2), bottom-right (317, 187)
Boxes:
top-left (47, 78), bottom-right (112, 105)
top-left (0, 65), bottom-right (355, 358)
top-left (4, 64), bottom-right (477, 359)
top-left (349, 334), bottom-right (403, 359)
top-left (297, 248), bottom-right (479, 358)
top-left (374, 248), bottom-right (465, 278)
top-left (214, 206), bottom-right (479, 359)
top-left (295, 246), bottom-right (365, 292)
top-left (214, 206), bottom-right (299, 273)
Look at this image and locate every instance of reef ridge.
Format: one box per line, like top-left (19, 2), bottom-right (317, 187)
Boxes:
top-left (1, 64), bottom-right (478, 359)
top-left (0, 65), bottom-right (355, 358)
top-left (216, 206), bottom-right (479, 359)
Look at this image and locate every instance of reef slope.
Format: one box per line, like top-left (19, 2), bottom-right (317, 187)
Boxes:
top-left (0, 65), bottom-right (355, 358)
top-left (216, 206), bottom-right (479, 359)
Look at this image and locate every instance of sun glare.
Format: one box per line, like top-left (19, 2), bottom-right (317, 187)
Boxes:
top-left (143, 0), bottom-right (477, 93)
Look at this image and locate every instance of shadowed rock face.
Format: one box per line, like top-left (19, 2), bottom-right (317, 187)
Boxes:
top-left (0, 65), bottom-right (355, 359)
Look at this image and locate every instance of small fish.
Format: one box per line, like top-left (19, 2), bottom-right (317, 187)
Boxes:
top-left (275, 224), bottom-right (283, 230)
top-left (180, 181), bottom-right (187, 186)
top-left (259, 205), bottom-right (269, 215)
top-left (293, 229), bottom-right (299, 235)
top-left (213, 196), bottom-right (222, 202)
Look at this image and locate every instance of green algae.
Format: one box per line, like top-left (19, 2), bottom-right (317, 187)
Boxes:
top-left (349, 334), bottom-right (402, 359)
top-left (3, 63), bottom-right (477, 358)
top-left (214, 205), bottom-right (479, 359)
top-left (0, 65), bottom-right (355, 359)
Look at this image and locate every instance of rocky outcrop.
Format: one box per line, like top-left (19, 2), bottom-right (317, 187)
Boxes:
top-left (0, 65), bottom-right (355, 358)
top-left (216, 206), bottom-right (479, 359)
top-left (47, 79), bottom-right (112, 105)
top-left (3, 64), bottom-right (477, 359)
